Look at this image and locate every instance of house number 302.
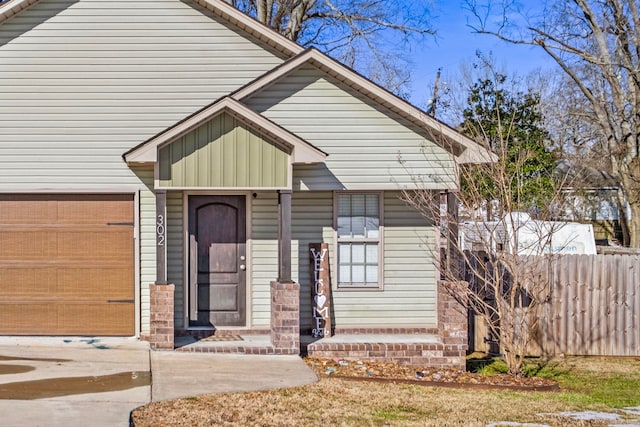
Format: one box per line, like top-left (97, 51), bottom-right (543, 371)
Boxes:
top-left (156, 214), bottom-right (166, 246)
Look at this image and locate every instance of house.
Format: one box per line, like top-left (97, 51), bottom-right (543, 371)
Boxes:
top-left (0, 0), bottom-right (491, 368)
top-left (555, 159), bottom-right (625, 243)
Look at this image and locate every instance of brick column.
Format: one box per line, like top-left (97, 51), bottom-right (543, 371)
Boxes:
top-left (270, 280), bottom-right (300, 355)
top-left (150, 283), bottom-right (175, 350)
top-left (438, 281), bottom-right (468, 370)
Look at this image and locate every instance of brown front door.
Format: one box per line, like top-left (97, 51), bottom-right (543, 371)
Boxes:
top-left (188, 195), bottom-right (246, 327)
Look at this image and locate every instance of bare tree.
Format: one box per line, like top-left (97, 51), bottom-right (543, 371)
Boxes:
top-left (401, 71), bottom-right (568, 377)
top-left (465, 0), bottom-right (640, 247)
top-left (403, 153), bottom-right (566, 378)
top-left (224, 0), bottom-right (434, 95)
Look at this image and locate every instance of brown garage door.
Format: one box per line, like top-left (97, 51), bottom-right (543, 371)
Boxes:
top-left (0, 194), bottom-right (135, 336)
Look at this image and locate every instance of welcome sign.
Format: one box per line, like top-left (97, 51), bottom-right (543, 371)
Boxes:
top-left (309, 243), bottom-right (331, 338)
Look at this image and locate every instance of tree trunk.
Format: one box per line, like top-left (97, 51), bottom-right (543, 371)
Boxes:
top-left (627, 201), bottom-right (640, 247)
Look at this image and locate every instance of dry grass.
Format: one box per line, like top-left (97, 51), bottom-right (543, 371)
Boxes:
top-left (131, 357), bottom-right (640, 427)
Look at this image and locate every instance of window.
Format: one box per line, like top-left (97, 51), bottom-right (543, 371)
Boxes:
top-left (335, 193), bottom-right (382, 288)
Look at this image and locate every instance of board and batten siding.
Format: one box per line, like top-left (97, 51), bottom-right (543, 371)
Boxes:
top-left (158, 113), bottom-right (289, 189)
top-left (244, 66), bottom-right (457, 191)
top-left (0, 0), bottom-right (286, 191)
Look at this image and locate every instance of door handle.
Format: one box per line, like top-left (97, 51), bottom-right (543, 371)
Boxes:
top-left (240, 264), bottom-right (246, 271)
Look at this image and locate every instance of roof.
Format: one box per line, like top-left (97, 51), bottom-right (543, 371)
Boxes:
top-left (0, 0), bottom-right (304, 57)
top-left (556, 159), bottom-right (618, 189)
top-left (233, 48), bottom-right (495, 164)
top-left (0, 0), bottom-right (39, 22)
top-left (1, 0), bottom-right (493, 166)
top-left (124, 97), bottom-right (327, 164)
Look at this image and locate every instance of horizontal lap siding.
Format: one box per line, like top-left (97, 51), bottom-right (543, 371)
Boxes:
top-left (293, 192), bottom-right (334, 329)
top-left (251, 192), bottom-right (278, 326)
top-left (0, 0), bottom-right (285, 334)
top-left (293, 191), bottom-right (437, 329)
top-left (333, 192), bottom-right (436, 327)
top-left (381, 192), bottom-right (437, 325)
top-left (330, 193), bottom-right (437, 327)
top-left (167, 191), bottom-right (184, 329)
top-left (245, 67), bottom-right (456, 191)
top-left (135, 165), bottom-right (155, 335)
top-left (0, 0), bottom-right (284, 191)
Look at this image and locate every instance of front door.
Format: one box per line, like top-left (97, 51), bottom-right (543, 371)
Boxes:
top-left (188, 195), bottom-right (246, 327)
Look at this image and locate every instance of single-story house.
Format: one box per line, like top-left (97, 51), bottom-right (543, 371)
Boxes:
top-left (0, 0), bottom-right (491, 368)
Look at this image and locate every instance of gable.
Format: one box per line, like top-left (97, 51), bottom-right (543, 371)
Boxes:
top-left (0, 0), bottom-right (292, 190)
top-left (158, 112), bottom-right (290, 189)
top-left (243, 65), bottom-right (458, 190)
top-left (0, 0), bottom-right (489, 194)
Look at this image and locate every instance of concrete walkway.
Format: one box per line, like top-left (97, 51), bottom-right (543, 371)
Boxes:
top-left (0, 337), bottom-right (317, 427)
top-left (150, 351), bottom-right (316, 401)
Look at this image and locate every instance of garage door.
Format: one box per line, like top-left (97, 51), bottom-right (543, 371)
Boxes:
top-left (0, 194), bottom-right (135, 336)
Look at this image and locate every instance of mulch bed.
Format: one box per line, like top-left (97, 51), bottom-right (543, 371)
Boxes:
top-left (304, 357), bottom-right (559, 391)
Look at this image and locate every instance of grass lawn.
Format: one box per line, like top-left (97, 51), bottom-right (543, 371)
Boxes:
top-left (131, 356), bottom-right (640, 426)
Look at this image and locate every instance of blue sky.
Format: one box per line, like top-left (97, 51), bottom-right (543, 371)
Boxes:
top-left (407, 1), bottom-right (555, 109)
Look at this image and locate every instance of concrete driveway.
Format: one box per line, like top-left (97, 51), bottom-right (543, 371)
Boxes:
top-left (0, 337), bottom-right (150, 427)
top-left (0, 337), bottom-right (317, 427)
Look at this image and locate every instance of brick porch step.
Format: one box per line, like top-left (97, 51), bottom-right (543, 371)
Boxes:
top-left (174, 333), bottom-right (276, 354)
top-left (304, 334), bottom-right (464, 369)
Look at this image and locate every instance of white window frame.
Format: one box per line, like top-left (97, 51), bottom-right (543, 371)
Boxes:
top-left (333, 191), bottom-right (384, 290)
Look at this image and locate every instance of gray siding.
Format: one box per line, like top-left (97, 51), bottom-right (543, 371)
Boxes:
top-left (250, 191), bottom-right (279, 327)
top-left (245, 66), bottom-right (457, 191)
top-left (152, 189), bottom-right (437, 330)
top-left (295, 191), bottom-right (438, 329)
top-left (293, 191), bottom-right (334, 329)
top-left (0, 0), bottom-right (286, 334)
top-left (167, 191), bottom-right (184, 329)
top-left (133, 165), bottom-right (155, 335)
top-left (0, 0), bottom-right (285, 191)
top-left (379, 192), bottom-right (437, 326)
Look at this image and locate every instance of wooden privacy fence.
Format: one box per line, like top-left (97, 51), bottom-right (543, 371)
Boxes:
top-left (469, 253), bottom-right (640, 357)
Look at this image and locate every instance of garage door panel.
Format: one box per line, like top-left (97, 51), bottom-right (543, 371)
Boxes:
top-left (59, 197), bottom-right (133, 225)
top-left (64, 304), bottom-right (134, 335)
top-left (0, 304), bottom-right (57, 334)
top-left (59, 268), bottom-right (133, 298)
top-left (0, 200), bottom-right (58, 225)
top-left (0, 303), bottom-right (134, 336)
top-left (0, 194), bottom-right (135, 336)
top-left (0, 231), bottom-right (58, 259)
top-left (59, 230), bottom-right (132, 260)
top-left (0, 268), bottom-right (56, 296)
top-left (0, 194), bottom-right (133, 225)
top-left (0, 228), bottom-right (132, 261)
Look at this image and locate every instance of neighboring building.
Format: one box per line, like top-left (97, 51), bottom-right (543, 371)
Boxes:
top-left (0, 0), bottom-right (490, 367)
top-left (459, 212), bottom-right (597, 256)
top-left (556, 159), bottom-right (624, 243)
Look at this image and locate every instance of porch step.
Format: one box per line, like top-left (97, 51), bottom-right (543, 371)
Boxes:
top-left (304, 333), bottom-right (462, 368)
top-left (174, 333), bottom-right (275, 354)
